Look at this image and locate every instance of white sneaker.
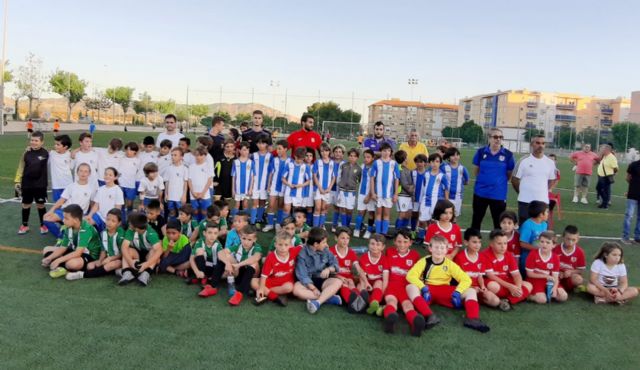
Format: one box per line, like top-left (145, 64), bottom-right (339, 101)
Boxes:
top-left (572, 196), bottom-right (578, 203)
top-left (65, 271), bottom-right (84, 281)
top-left (262, 224), bottom-right (274, 232)
top-left (363, 230), bottom-right (371, 239)
top-left (275, 224), bottom-right (282, 232)
top-left (353, 229), bottom-right (361, 238)
top-left (580, 198), bottom-right (588, 204)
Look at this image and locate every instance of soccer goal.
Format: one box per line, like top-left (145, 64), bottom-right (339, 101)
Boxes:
top-left (320, 121), bottom-right (364, 141)
top-left (428, 136), bottom-right (463, 148)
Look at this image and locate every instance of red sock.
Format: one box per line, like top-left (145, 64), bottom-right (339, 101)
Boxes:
top-left (371, 288), bottom-right (382, 303)
top-left (267, 291), bottom-right (279, 301)
top-left (383, 305), bottom-right (396, 318)
top-left (405, 309), bottom-right (417, 324)
top-left (464, 299), bottom-right (480, 319)
top-left (412, 296), bottom-right (433, 316)
top-left (340, 286), bottom-right (352, 302)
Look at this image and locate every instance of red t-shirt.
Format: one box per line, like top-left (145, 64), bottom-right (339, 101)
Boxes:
top-left (425, 222), bottom-right (463, 253)
top-left (506, 231), bottom-right (521, 258)
top-left (260, 246), bottom-right (302, 283)
top-left (525, 249), bottom-right (560, 283)
top-left (385, 247), bottom-right (420, 284)
top-left (454, 250), bottom-right (487, 287)
top-left (329, 245), bottom-right (358, 280)
top-left (359, 252), bottom-right (388, 282)
top-left (482, 248), bottom-right (520, 284)
top-left (553, 244), bottom-right (586, 272)
top-left (287, 129), bottom-right (322, 160)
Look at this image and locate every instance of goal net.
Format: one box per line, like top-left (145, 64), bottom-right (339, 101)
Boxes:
top-left (320, 121), bottom-right (364, 141)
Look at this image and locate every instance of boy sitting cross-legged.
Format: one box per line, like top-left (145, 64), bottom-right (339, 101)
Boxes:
top-left (553, 225), bottom-right (586, 293)
top-left (356, 233), bottom-right (389, 315)
top-left (219, 224), bottom-right (264, 306)
top-left (329, 227), bottom-right (367, 313)
top-left (406, 235), bottom-right (490, 333)
top-left (118, 211), bottom-right (164, 286)
top-left (293, 227), bottom-right (343, 314)
top-left (190, 222), bottom-right (226, 298)
top-left (256, 230), bottom-right (303, 307)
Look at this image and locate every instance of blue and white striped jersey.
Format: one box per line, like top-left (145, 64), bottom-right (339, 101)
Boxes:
top-left (358, 164), bottom-right (373, 196)
top-left (251, 152), bottom-right (272, 191)
top-left (370, 159), bottom-right (401, 199)
top-left (268, 156), bottom-right (291, 192)
top-left (441, 163), bottom-right (469, 200)
top-left (313, 159), bottom-right (335, 192)
top-left (412, 169), bottom-right (428, 202)
top-left (231, 158), bottom-right (254, 195)
top-left (422, 171), bottom-right (449, 207)
top-left (282, 162), bottom-right (310, 199)
top-left (331, 160), bottom-right (344, 191)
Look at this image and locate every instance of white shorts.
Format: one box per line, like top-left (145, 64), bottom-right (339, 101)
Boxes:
top-left (329, 191), bottom-right (338, 205)
top-left (252, 189), bottom-right (269, 200)
top-left (314, 191), bottom-right (331, 203)
top-left (284, 195), bottom-right (304, 207)
top-left (419, 204), bottom-right (433, 222)
top-left (397, 196), bottom-right (413, 213)
top-left (269, 183), bottom-right (285, 198)
top-left (357, 195), bottom-right (376, 212)
top-left (234, 194), bottom-right (249, 202)
top-left (303, 195), bottom-right (314, 207)
top-left (337, 191), bottom-right (356, 210)
top-left (377, 197), bottom-right (393, 209)
top-left (451, 198), bottom-right (462, 217)
top-left (412, 201), bottom-right (421, 212)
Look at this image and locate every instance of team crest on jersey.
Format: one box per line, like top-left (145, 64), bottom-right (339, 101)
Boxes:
top-left (311, 138), bottom-right (316, 143)
top-left (450, 235), bottom-right (455, 241)
top-left (499, 155), bottom-right (505, 161)
top-left (546, 263), bottom-right (554, 269)
top-left (84, 192), bottom-right (88, 197)
top-left (289, 260), bottom-right (294, 266)
top-left (482, 154), bottom-right (487, 159)
top-left (503, 265), bottom-right (508, 271)
top-left (406, 260), bottom-right (413, 267)
top-left (571, 257), bottom-right (577, 262)
top-left (443, 265), bottom-right (448, 272)
top-left (38, 155), bottom-right (46, 161)
top-left (345, 260), bottom-right (351, 266)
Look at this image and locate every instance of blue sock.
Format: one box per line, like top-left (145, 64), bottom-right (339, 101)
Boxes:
top-left (326, 295), bottom-right (342, 305)
top-left (382, 220), bottom-right (389, 234)
top-left (411, 218), bottom-right (418, 231)
top-left (341, 214), bottom-right (348, 228)
top-left (332, 212), bottom-right (340, 226)
top-left (375, 220), bottom-right (382, 234)
top-left (355, 215), bottom-right (363, 231)
top-left (267, 213), bottom-right (275, 226)
top-left (231, 208), bottom-right (238, 217)
top-left (417, 227), bottom-right (425, 240)
top-left (368, 222), bottom-right (375, 232)
top-left (346, 215), bottom-right (352, 227)
top-left (395, 218), bottom-right (401, 229)
top-left (277, 210), bottom-right (284, 224)
top-left (307, 212), bottom-right (313, 226)
top-left (250, 208), bottom-right (258, 224)
top-left (320, 215), bottom-right (326, 227)
top-left (313, 215), bottom-right (320, 227)
top-left (257, 208), bottom-right (265, 222)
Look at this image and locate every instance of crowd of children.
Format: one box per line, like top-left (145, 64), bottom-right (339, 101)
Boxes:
top-left (16, 126), bottom-right (639, 337)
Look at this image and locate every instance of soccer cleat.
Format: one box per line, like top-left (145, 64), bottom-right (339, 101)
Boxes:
top-left (594, 296), bottom-right (607, 304)
top-left (39, 225), bottom-right (49, 235)
top-left (65, 271), bottom-right (85, 281)
top-left (363, 230), bottom-right (371, 239)
top-left (262, 224), bottom-right (274, 232)
top-left (115, 269), bottom-right (122, 278)
top-left (118, 270), bottom-right (135, 285)
top-left (498, 299), bottom-right (512, 312)
top-left (367, 300), bottom-right (380, 315)
top-left (575, 285), bottom-right (587, 293)
top-left (463, 318), bottom-right (490, 333)
top-left (383, 312), bottom-right (398, 333)
top-left (253, 296), bottom-right (268, 306)
top-left (572, 196), bottom-right (578, 203)
top-left (228, 291), bottom-right (243, 306)
top-left (198, 285), bottom-right (218, 298)
top-left (307, 299), bottom-right (320, 314)
top-left (350, 295), bottom-right (367, 314)
top-left (274, 295), bottom-right (288, 307)
top-left (326, 295), bottom-right (342, 306)
top-left (410, 314), bottom-right (426, 337)
top-left (137, 271), bottom-right (151, 286)
top-left (621, 238), bottom-right (633, 245)
top-left (376, 305), bottom-right (384, 317)
top-left (353, 229), bottom-right (361, 238)
top-left (580, 198), bottom-right (588, 204)
top-left (424, 314), bottom-right (441, 330)
top-left (359, 289), bottom-right (369, 304)
top-left (49, 267), bottom-right (67, 279)
top-left (17, 225), bottom-right (29, 235)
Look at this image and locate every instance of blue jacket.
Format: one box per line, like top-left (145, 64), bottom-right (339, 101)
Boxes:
top-left (295, 244), bottom-right (339, 285)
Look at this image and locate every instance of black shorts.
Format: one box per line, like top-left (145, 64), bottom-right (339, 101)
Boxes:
top-left (135, 248), bottom-right (150, 261)
top-left (312, 276), bottom-right (327, 290)
top-left (63, 247), bottom-right (94, 266)
top-left (22, 187), bottom-right (48, 204)
top-left (27, 129), bottom-right (33, 133)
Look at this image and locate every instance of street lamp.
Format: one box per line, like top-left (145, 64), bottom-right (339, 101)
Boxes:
top-left (270, 80), bottom-right (280, 131)
top-left (408, 78), bottom-right (418, 101)
top-left (0, 0), bottom-right (9, 135)
top-left (595, 115), bottom-right (601, 149)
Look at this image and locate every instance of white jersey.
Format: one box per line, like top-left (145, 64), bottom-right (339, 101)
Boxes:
top-left (49, 150), bottom-right (73, 189)
top-left (118, 156), bottom-right (140, 189)
top-left (189, 161), bottom-right (214, 199)
top-left (74, 149), bottom-right (100, 185)
top-left (62, 182), bottom-right (97, 214)
top-left (157, 154), bottom-right (172, 179)
top-left (138, 176), bottom-right (165, 199)
top-left (137, 151), bottom-right (158, 180)
top-left (93, 184), bottom-right (124, 220)
top-left (96, 148), bottom-right (124, 181)
top-left (164, 163), bottom-right (188, 202)
top-left (183, 152), bottom-right (195, 167)
top-left (156, 132), bottom-right (184, 149)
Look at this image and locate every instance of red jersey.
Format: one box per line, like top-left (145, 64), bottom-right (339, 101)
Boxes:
top-left (359, 252), bottom-right (388, 282)
top-left (287, 129), bottom-right (322, 160)
top-left (425, 222), bottom-right (462, 253)
top-left (553, 244), bottom-right (586, 272)
top-left (329, 245), bottom-right (358, 280)
top-left (482, 248), bottom-right (520, 284)
top-left (506, 231), bottom-right (521, 257)
top-left (260, 246), bottom-right (302, 282)
top-left (385, 247), bottom-right (420, 284)
top-left (525, 249), bottom-right (560, 281)
top-left (453, 250), bottom-right (486, 287)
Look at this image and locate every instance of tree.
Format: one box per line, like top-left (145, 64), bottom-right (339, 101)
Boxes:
top-left (15, 52), bottom-right (47, 119)
top-left (523, 128), bottom-right (544, 142)
top-left (175, 106), bottom-right (190, 122)
top-left (154, 99), bottom-right (176, 115)
top-left (105, 86), bottom-right (134, 124)
top-left (49, 70), bottom-right (87, 121)
top-left (233, 112), bottom-right (251, 124)
top-left (133, 92), bottom-right (153, 124)
top-left (304, 101), bottom-right (362, 124)
top-left (3, 61), bottom-right (12, 82)
top-left (83, 92), bottom-right (113, 124)
top-left (342, 109), bottom-right (362, 123)
top-left (576, 128), bottom-right (598, 149)
top-left (201, 111), bottom-right (232, 127)
top-left (190, 104), bottom-right (209, 120)
top-left (442, 120), bottom-right (484, 144)
top-left (612, 122), bottom-right (640, 153)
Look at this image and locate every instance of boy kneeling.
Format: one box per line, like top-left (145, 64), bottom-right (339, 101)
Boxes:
top-left (406, 235), bottom-right (490, 333)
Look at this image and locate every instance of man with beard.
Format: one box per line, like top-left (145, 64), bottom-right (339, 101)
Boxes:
top-left (363, 121), bottom-right (395, 157)
top-left (287, 114), bottom-right (322, 160)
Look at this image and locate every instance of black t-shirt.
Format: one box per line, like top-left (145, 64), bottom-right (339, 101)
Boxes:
top-left (627, 160), bottom-right (640, 200)
top-left (208, 133), bottom-right (225, 161)
top-left (21, 147), bottom-right (49, 189)
top-left (148, 215), bottom-right (166, 240)
top-left (242, 128), bottom-right (272, 153)
top-left (215, 154), bottom-right (236, 199)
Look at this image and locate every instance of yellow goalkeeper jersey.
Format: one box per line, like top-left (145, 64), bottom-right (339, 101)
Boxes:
top-left (406, 255), bottom-right (471, 294)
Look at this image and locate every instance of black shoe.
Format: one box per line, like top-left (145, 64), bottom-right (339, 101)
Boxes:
top-left (274, 295), bottom-right (288, 307)
top-left (347, 291), bottom-right (358, 314)
top-left (360, 289), bottom-right (369, 304)
top-left (384, 312), bottom-right (398, 334)
top-left (463, 318), bottom-right (490, 333)
top-left (424, 314), bottom-right (441, 330)
top-left (410, 314), bottom-right (425, 337)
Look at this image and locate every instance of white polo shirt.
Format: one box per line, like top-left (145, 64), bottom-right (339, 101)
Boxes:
top-left (513, 154), bottom-right (556, 204)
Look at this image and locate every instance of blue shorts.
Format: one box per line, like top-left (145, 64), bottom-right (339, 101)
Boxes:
top-left (92, 213), bottom-right (106, 232)
top-left (122, 187), bottom-right (137, 201)
top-left (191, 198), bottom-right (212, 211)
top-left (54, 209), bottom-right (64, 221)
top-left (143, 197), bottom-right (158, 207)
top-left (167, 201), bottom-right (182, 212)
top-left (51, 189), bottom-right (64, 203)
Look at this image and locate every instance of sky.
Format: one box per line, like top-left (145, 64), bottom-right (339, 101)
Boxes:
top-left (4, 0), bottom-right (640, 119)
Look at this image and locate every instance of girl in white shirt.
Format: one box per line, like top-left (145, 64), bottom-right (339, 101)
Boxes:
top-left (587, 243), bottom-right (638, 304)
top-left (87, 167), bottom-right (124, 232)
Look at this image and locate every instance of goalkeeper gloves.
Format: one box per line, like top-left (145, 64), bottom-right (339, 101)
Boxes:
top-left (451, 291), bottom-right (462, 309)
top-left (421, 286), bottom-right (431, 303)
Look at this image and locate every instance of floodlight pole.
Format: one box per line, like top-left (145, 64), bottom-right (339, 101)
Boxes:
top-left (0, 0), bottom-right (8, 135)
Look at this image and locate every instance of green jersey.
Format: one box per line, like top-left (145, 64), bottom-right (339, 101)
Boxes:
top-left (58, 220), bottom-right (102, 260)
top-left (268, 235), bottom-right (303, 251)
top-left (296, 223), bottom-right (311, 242)
top-left (181, 220), bottom-right (199, 237)
top-left (162, 234), bottom-right (190, 254)
top-left (192, 239), bottom-right (224, 266)
top-left (101, 227), bottom-right (125, 257)
top-left (124, 226), bottom-right (160, 251)
top-left (227, 243), bottom-right (263, 262)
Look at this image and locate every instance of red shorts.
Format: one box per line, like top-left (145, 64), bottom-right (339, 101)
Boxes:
top-left (384, 281), bottom-right (409, 303)
top-left (427, 284), bottom-right (457, 308)
top-left (527, 278), bottom-right (548, 295)
top-left (559, 277), bottom-right (574, 291)
top-left (266, 277), bottom-right (293, 289)
top-left (494, 284), bottom-right (530, 302)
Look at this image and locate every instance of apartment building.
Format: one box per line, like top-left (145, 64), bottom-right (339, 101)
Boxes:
top-left (368, 99), bottom-right (458, 140)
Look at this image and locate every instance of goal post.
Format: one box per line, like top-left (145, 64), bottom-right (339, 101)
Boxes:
top-left (320, 121), bottom-right (364, 141)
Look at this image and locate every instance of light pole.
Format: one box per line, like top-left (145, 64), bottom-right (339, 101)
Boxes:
top-left (595, 115), bottom-right (601, 150)
top-left (516, 107), bottom-right (523, 153)
top-left (270, 80), bottom-right (279, 131)
top-left (408, 78), bottom-right (418, 101)
top-left (0, 0), bottom-right (9, 135)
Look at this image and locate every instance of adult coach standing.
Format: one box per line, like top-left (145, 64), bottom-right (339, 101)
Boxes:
top-left (470, 128), bottom-right (515, 230)
top-left (242, 110), bottom-right (273, 153)
top-left (570, 143), bottom-right (599, 204)
top-left (208, 116), bottom-right (226, 160)
top-left (157, 114), bottom-right (184, 149)
top-left (596, 143), bottom-right (618, 210)
top-left (398, 129), bottom-right (428, 170)
top-left (363, 121), bottom-right (395, 157)
top-left (511, 135), bottom-right (557, 223)
top-left (287, 113), bottom-right (321, 160)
